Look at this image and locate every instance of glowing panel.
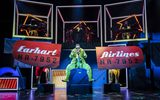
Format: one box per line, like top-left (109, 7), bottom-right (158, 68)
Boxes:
top-left (52, 70), bottom-right (66, 88)
top-left (0, 77), bottom-right (18, 91)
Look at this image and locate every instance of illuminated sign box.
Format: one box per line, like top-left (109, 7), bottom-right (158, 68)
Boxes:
top-left (13, 40), bottom-right (62, 67)
top-left (0, 77), bottom-right (19, 91)
top-left (13, 0), bottom-right (53, 40)
top-left (104, 0), bottom-right (148, 43)
top-left (96, 46), bottom-right (144, 69)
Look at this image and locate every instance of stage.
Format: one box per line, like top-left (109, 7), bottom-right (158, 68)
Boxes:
top-left (1, 0), bottom-right (160, 100)
top-left (0, 88), bottom-right (160, 100)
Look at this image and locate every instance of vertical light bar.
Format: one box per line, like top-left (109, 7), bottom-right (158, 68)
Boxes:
top-left (12, 0), bottom-right (16, 37)
top-left (47, 15), bottom-right (49, 37)
top-left (110, 18), bottom-right (113, 40)
top-left (142, 2), bottom-right (145, 33)
top-left (97, 21), bottom-right (99, 38)
top-left (15, 4), bottom-right (19, 34)
top-left (49, 68), bottom-right (52, 83)
top-left (97, 9), bottom-right (100, 38)
top-left (105, 7), bottom-right (112, 42)
top-left (126, 68), bottom-right (128, 88)
top-left (63, 23), bottom-right (65, 43)
top-left (47, 7), bottom-right (51, 37)
top-left (16, 78), bottom-right (19, 90)
top-left (51, 5), bottom-right (53, 41)
top-left (100, 6), bottom-right (103, 46)
top-left (144, 0), bottom-right (148, 39)
top-left (16, 5), bottom-right (19, 35)
top-left (104, 5), bottom-right (107, 43)
top-left (57, 8), bottom-right (65, 43)
top-left (31, 66), bottom-right (34, 89)
top-left (31, 66), bottom-right (36, 89)
top-left (55, 7), bottom-right (58, 43)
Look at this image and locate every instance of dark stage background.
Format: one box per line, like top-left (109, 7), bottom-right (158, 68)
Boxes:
top-left (0, 0), bottom-right (160, 90)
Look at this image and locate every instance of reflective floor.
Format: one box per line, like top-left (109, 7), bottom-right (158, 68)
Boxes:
top-left (0, 88), bottom-right (160, 100)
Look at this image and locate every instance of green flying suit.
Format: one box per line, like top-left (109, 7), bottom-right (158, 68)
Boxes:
top-left (63, 48), bottom-right (93, 82)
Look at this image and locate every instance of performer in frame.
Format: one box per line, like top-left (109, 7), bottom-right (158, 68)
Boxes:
top-left (121, 21), bottom-right (131, 39)
top-left (62, 44), bottom-right (94, 82)
top-left (108, 69), bottom-right (120, 84)
top-left (35, 66), bottom-right (50, 84)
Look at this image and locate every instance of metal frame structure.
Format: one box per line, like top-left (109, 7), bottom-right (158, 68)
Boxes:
top-left (31, 66), bottom-right (37, 89)
top-left (13, 0), bottom-right (53, 39)
top-left (55, 5), bottom-right (102, 50)
top-left (104, 0), bottom-right (148, 43)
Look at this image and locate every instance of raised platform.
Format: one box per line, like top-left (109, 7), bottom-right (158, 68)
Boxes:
top-left (67, 84), bottom-right (92, 95)
top-left (103, 83), bottom-right (120, 93)
top-left (35, 83), bottom-right (55, 95)
top-left (67, 68), bottom-right (93, 95)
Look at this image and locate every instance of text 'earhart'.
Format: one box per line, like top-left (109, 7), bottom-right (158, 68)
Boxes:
top-left (17, 46), bottom-right (57, 56)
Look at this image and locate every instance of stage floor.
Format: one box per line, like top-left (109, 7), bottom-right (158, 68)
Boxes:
top-left (0, 88), bottom-right (160, 100)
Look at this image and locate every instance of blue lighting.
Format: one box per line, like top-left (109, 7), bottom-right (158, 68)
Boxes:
top-left (72, 0), bottom-right (83, 20)
top-left (0, 67), bottom-right (19, 76)
top-left (72, 8), bottom-right (83, 20)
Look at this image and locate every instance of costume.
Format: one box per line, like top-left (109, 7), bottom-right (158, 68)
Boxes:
top-left (121, 24), bottom-right (131, 39)
top-left (63, 45), bottom-right (93, 82)
top-left (35, 66), bottom-right (49, 84)
top-left (109, 69), bottom-right (120, 84)
top-left (35, 67), bottom-right (47, 76)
